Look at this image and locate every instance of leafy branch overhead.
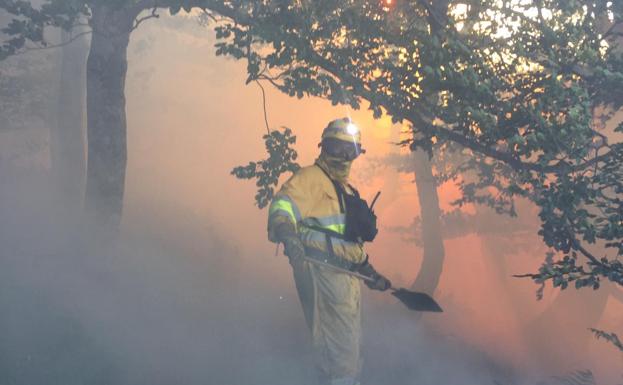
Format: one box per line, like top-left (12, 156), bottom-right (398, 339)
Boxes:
top-left (231, 127), bottom-right (300, 209)
top-left (207, 0), bottom-right (623, 292)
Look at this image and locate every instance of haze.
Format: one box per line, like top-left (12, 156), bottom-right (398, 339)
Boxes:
top-left (1, 12), bottom-right (621, 385)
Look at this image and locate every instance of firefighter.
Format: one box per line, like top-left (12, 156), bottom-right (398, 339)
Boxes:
top-left (268, 117), bottom-right (390, 385)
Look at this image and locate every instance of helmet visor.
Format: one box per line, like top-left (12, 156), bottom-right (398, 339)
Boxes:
top-left (321, 138), bottom-right (365, 161)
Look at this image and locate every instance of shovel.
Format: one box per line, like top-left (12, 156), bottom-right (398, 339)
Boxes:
top-left (303, 256), bottom-right (443, 313)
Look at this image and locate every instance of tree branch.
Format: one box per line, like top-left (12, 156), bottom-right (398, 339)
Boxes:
top-left (571, 239), bottom-right (605, 267)
top-left (14, 30), bottom-right (92, 56)
top-left (255, 80), bottom-right (270, 134)
top-left (200, 1), bottom-right (620, 178)
top-left (132, 6), bottom-right (159, 31)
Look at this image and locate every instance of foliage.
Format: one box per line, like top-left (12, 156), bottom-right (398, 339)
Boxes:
top-left (0, 0), bottom-right (88, 59)
top-left (231, 127), bottom-right (300, 208)
top-left (0, 0), bottom-right (206, 59)
top-left (205, 0), bottom-right (623, 292)
top-left (590, 328), bottom-right (623, 352)
top-left (2, 0), bottom-right (622, 291)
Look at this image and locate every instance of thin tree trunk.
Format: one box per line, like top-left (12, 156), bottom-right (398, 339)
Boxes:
top-left (85, 4), bottom-right (136, 232)
top-left (409, 0), bottom-right (449, 296)
top-left (50, 27), bottom-right (89, 207)
top-left (411, 149), bottom-right (445, 295)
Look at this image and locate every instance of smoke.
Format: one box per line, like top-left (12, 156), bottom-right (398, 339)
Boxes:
top-left (0, 167), bottom-right (551, 385)
top-left (0, 173), bottom-right (507, 385)
top-left (0, 168), bottom-right (314, 385)
top-left (1, 10), bottom-right (621, 385)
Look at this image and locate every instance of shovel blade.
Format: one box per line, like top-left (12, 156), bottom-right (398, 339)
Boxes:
top-left (391, 288), bottom-right (443, 312)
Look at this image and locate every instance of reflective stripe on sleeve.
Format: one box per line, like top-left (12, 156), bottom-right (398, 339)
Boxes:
top-left (269, 196), bottom-right (301, 225)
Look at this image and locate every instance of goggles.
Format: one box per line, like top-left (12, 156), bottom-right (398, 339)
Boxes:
top-left (321, 138), bottom-right (366, 161)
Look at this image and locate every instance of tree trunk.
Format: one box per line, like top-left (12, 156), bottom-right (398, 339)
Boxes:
top-left (50, 27), bottom-right (89, 207)
top-left (411, 149), bottom-right (445, 295)
top-left (409, 0), bottom-right (449, 296)
top-left (85, 5), bottom-right (136, 232)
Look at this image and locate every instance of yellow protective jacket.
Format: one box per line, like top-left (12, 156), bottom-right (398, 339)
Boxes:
top-left (268, 162), bottom-right (365, 381)
top-left (268, 164), bottom-right (366, 265)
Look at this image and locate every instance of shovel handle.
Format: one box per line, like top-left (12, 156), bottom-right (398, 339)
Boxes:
top-left (301, 257), bottom-right (442, 312)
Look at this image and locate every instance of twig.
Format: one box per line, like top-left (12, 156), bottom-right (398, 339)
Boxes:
top-left (200, 9), bottom-right (220, 24)
top-left (571, 239), bottom-right (606, 267)
top-left (132, 7), bottom-right (159, 31)
top-left (257, 73), bottom-right (284, 89)
top-left (14, 30), bottom-right (92, 56)
top-left (255, 80), bottom-right (270, 134)
top-left (590, 328), bottom-right (623, 352)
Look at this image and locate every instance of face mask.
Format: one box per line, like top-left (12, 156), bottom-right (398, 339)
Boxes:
top-left (317, 153), bottom-right (353, 183)
top-left (325, 156), bottom-right (352, 170)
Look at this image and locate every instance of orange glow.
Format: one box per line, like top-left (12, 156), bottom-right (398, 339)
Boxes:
top-left (367, 113), bottom-right (393, 140)
top-left (118, 16), bottom-right (623, 382)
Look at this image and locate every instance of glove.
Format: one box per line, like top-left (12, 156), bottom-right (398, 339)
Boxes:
top-left (274, 222), bottom-right (305, 262)
top-left (282, 236), bottom-right (305, 262)
top-left (358, 259), bottom-right (391, 291)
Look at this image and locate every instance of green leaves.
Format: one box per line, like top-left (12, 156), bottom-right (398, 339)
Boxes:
top-left (590, 328), bottom-right (623, 353)
top-left (231, 127), bottom-right (300, 209)
top-left (523, 249), bottom-right (623, 292)
top-left (212, 0), bottom-right (623, 294)
top-left (0, 0), bottom-right (89, 59)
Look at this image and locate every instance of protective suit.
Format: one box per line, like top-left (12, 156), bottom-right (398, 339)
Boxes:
top-left (268, 118), bottom-right (387, 385)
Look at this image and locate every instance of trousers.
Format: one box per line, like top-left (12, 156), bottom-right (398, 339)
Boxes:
top-left (291, 258), bottom-right (362, 382)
